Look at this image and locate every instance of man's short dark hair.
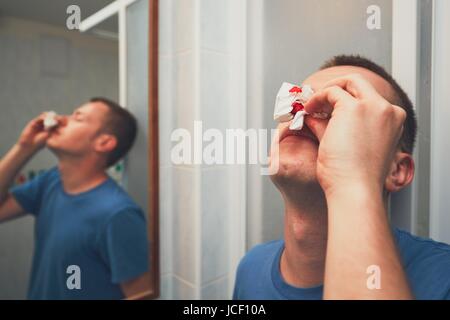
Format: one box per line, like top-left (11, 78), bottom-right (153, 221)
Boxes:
top-left (90, 97), bottom-right (137, 168)
top-left (320, 54), bottom-right (417, 154)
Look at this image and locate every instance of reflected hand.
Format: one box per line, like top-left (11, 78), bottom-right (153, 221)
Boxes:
top-left (17, 113), bottom-right (52, 153)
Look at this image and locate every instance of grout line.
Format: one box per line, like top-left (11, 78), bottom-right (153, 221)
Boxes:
top-left (194, 0), bottom-right (202, 300)
top-left (201, 273), bottom-right (228, 288)
top-left (173, 273), bottom-right (197, 289)
top-left (159, 48), bottom-right (194, 58)
top-left (200, 47), bottom-right (229, 56)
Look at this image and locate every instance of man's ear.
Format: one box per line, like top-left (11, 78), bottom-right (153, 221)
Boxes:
top-left (94, 134), bottom-right (117, 154)
top-left (384, 151), bottom-right (415, 193)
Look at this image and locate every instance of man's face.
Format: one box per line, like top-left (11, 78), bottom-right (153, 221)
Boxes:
top-left (46, 102), bottom-right (109, 159)
top-left (269, 65), bottom-right (396, 188)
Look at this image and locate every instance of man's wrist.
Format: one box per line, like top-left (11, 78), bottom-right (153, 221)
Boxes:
top-left (324, 181), bottom-right (384, 209)
top-left (321, 170), bottom-right (384, 197)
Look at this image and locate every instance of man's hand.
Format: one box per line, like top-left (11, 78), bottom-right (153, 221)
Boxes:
top-left (304, 74), bottom-right (412, 299)
top-left (17, 113), bottom-right (52, 153)
top-left (304, 74), bottom-right (406, 197)
top-left (0, 114), bottom-right (53, 218)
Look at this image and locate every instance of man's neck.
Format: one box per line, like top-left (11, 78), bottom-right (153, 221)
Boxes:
top-left (279, 183), bottom-right (328, 288)
top-left (58, 156), bottom-right (108, 195)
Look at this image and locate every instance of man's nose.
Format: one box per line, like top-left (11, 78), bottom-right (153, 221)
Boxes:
top-left (56, 115), bottom-right (69, 126)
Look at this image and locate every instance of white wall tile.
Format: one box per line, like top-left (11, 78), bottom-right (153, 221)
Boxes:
top-left (172, 167), bottom-right (198, 285)
top-left (159, 0), bottom-right (174, 55)
top-left (199, 51), bottom-right (230, 132)
top-left (174, 52), bottom-right (196, 132)
top-left (160, 166), bottom-right (173, 275)
top-left (159, 274), bottom-right (173, 299)
top-left (200, 167), bottom-right (230, 284)
top-left (201, 275), bottom-right (229, 300)
top-left (172, 275), bottom-right (197, 299)
top-left (159, 55), bottom-right (176, 168)
top-left (174, 0), bottom-right (195, 53)
top-left (200, 0), bottom-right (229, 53)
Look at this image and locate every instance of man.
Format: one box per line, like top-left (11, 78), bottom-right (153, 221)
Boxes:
top-left (0, 98), bottom-right (149, 299)
top-left (233, 55), bottom-right (450, 299)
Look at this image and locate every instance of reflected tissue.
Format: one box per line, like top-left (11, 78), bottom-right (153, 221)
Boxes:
top-left (43, 111), bottom-right (58, 130)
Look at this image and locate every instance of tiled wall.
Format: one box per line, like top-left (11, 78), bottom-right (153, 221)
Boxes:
top-left (159, 0), bottom-right (245, 299)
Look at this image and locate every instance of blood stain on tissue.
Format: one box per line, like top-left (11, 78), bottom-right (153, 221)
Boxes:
top-left (290, 101), bottom-right (305, 115)
top-left (289, 86), bottom-right (302, 94)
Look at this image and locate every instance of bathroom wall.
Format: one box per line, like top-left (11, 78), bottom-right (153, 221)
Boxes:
top-left (430, 0), bottom-right (450, 244)
top-left (0, 16), bottom-right (118, 299)
top-left (158, 0), bottom-right (246, 299)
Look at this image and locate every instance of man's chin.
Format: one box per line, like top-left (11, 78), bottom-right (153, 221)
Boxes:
top-left (45, 139), bottom-right (60, 153)
top-left (270, 170), bottom-right (318, 188)
top-left (269, 157), bottom-right (319, 188)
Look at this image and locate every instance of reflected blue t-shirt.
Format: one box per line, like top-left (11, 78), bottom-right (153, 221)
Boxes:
top-left (233, 229), bottom-right (450, 300)
top-left (10, 167), bottom-right (149, 300)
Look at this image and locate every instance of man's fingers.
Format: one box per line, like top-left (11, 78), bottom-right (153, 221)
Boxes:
top-left (303, 86), bottom-right (355, 143)
top-left (322, 74), bottom-right (383, 101)
top-left (36, 130), bottom-right (50, 139)
top-left (304, 85), bottom-right (356, 116)
top-left (32, 118), bottom-right (45, 128)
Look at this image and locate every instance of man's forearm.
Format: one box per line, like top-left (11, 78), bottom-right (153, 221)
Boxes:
top-left (0, 144), bottom-right (35, 203)
top-left (323, 184), bottom-right (413, 299)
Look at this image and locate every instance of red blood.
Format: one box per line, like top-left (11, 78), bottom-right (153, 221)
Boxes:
top-left (289, 86), bottom-right (302, 94)
top-left (290, 101), bottom-right (304, 115)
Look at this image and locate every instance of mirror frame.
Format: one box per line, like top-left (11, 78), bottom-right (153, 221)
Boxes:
top-left (127, 0), bottom-right (159, 300)
top-left (147, 0), bottom-right (160, 300)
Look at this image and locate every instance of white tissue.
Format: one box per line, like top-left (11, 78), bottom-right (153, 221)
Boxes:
top-left (274, 82), bottom-right (314, 130)
top-left (289, 110), bottom-right (307, 131)
top-left (274, 82), bottom-right (331, 131)
top-left (43, 111), bottom-right (58, 130)
top-left (273, 82), bottom-right (296, 122)
top-left (273, 99), bottom-right (295, 123)
top-left (298, 85), bottom-right (314, 103)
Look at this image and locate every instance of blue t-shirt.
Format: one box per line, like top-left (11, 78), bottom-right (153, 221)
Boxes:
top-left (10, 167), bottom-right (149, 300)
top-left (233, 229), bottom-right (450, 300)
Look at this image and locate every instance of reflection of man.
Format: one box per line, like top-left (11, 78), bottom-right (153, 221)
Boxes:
top-left (0, 98), bottom-right (149, 299)
top-left (233, 55), bottom-right (450, 299)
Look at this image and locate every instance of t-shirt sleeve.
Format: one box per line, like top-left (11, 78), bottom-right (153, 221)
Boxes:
top-left (97, 208), bottom-right (150, 284)
top-left (9, 168), bottom-right (55, 216)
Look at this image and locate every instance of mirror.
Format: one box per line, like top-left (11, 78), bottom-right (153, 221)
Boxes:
top-left (0, 0), bottom-right (159, 300)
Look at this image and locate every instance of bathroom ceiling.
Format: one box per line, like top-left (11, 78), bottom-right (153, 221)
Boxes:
top-left (0, 0), bottom-right (118, 32)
